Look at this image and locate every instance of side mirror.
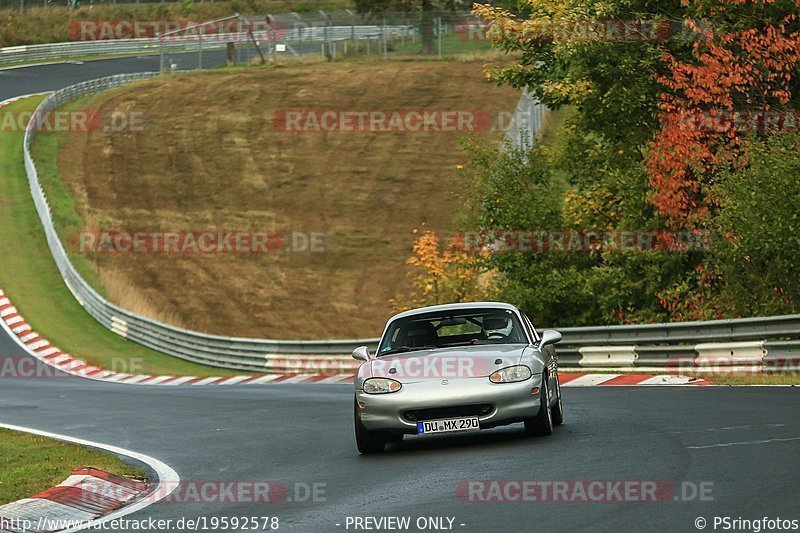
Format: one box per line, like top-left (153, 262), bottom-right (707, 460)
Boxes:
top-left (539, 330), bottom-right (562, 347)
top-left (352, 346), bottom-right (370, 362)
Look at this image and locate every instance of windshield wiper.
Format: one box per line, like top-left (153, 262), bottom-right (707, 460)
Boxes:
top-left (378, 345), bottom-right (437, 356)
top-left (437, 340), bottom-right (477, 348)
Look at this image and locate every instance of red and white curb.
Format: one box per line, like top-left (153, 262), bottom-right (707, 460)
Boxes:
top-left (0, 423), bottom-right (178, 533)
top-left (0, 289), bottom-right (708, 387)
top-left (558, 373), bottom-right (707, 386)
top-left (0, 468), bottom-right (145, 533)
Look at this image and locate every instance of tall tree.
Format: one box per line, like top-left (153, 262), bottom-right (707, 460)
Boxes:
top-left (355, 0), bottom-right (466, 54)
top-left (646, 2), bottom-right (800, 229)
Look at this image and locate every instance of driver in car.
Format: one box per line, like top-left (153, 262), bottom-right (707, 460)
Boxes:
top-left (483, 316), bottom-right (524, 343)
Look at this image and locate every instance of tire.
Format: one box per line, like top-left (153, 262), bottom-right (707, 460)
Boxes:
top-left (551, 371), bottom-right (564, 426)
top-left (524, 374), bottom-right (554, 437)
top-left (354, 398), bottom-right (387, 454)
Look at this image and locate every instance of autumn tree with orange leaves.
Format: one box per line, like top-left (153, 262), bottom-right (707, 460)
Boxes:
top-left (391, 229), bottom-right (487, 312)
top-left (647, 2), bottom-right (800, 229)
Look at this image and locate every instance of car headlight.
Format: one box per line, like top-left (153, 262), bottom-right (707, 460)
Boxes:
top-left (363, 378), bottom-right (402, 394)
top-left (489, 365), bottom-right (532, 383)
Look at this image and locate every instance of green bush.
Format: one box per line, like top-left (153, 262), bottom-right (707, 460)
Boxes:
top-left (710, 133), bottom-right (800, 315)
top-left (456, 135), bottom-right (702, 327)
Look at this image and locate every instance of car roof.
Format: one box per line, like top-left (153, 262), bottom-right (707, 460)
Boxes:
top-left (388, 302), bottom-right (521, 322)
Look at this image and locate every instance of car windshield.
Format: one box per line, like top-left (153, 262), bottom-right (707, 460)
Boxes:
top-left (377, 308), bottom-right (528, 356)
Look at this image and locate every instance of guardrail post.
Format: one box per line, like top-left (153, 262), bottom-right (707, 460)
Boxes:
top-left (198, 28), bottom-right (203, 70)
top-left (437, 16), bottom-right (442, 59)
top-left (323, 11), bottom-right (332, 61)
top-left (291, 12), bottom-right (304, 50)
top-left (227, 42), bottom-right (235, 66)
top-left (159, 37), bottom-right (165, 73)
top-left (382, 16), bottom-right (388, 60)
top-left (347, 9), bottom-right (355, 42)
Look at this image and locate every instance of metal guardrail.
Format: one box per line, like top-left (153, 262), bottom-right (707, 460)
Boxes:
top-left (561, 314), bottom-right (800, 345)
top-left (554, 315), bottom-right (800, 367)
top-left (504, 90), bottom-right (545, 149)
top-left (22, 75), bottom-right (800, 373)
top-left (3, 0), bottom-right (177, 10)
top-left (0, 25), bottom-right (412, 65)
top-left (1, 38), bottom-right (192, 65)
top-left (23, 73), bottom-right (381, 373)
top-left (1, 7), bottom-right (470, 67)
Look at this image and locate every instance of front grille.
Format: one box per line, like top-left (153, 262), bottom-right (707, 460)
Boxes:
top-left (403, 404), bottom-right (493, 422)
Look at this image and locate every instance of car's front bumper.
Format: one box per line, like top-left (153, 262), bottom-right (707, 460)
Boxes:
top-left (356, 373), bottom-right (544, 433)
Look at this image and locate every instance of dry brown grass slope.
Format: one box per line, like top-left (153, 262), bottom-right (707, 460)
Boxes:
top-left (56, 59), bottom-right (519, 339)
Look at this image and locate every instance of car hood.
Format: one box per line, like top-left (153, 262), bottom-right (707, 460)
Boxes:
top-left (360, 344), bottom-right (538, 382)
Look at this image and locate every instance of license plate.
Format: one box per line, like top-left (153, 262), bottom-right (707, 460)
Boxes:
top-left (417, 416), bottom-right (480, 435)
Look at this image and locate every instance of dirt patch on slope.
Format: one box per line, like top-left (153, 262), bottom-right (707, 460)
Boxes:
top-left (57, 60), bottom-right (518, 339)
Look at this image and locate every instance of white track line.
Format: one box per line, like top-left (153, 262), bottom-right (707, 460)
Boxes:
top-left (103, 373), bottom-right (132, 383)
top-left (638, 375), bottom-right (699, 386)
top-left (216, 375), bottom-right (252, 386)
top-left (564, 374), bottom-right (621, 387)
top-left (123, 374), bottom-right (155, 384)
top-left (249, 375), bottom-right (281, 384)
top-left (143, 375), bottom-right (177, 385)
top-left (190, 376), bottom-right (223, 386)
top-left (317, 374), bottom-right (353, 384)
top-left (161, 376), bottom-right (196, 386)
top-left (688, 436), bottom-right (800, 450)
top-left (0, 422), bottom-right (179, 533)
top-left (276, 375), bottom-right (314, 384)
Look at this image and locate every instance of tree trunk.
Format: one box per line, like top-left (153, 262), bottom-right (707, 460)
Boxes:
top-left (420, 0), bottom-right (435, 54)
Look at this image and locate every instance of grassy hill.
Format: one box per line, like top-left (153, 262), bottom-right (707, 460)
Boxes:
top-left (48, 59), bottom-right (519, 339)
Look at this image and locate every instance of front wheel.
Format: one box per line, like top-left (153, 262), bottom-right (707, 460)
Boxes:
top-left (354, 398), bottom-right (387, 454)
top-left (551, 371), bottom-right (564, 426)
top-left (524, 375), bottom-right (554, 437)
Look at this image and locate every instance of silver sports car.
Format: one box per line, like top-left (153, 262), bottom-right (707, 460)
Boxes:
top-left (352, 302), bottom-right (563, 453)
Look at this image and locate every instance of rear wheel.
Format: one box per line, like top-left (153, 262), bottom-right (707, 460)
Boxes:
top-left (354, 398), bottom-right (387, 454)
top-left (524, 375), bottom-right (553, 437)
